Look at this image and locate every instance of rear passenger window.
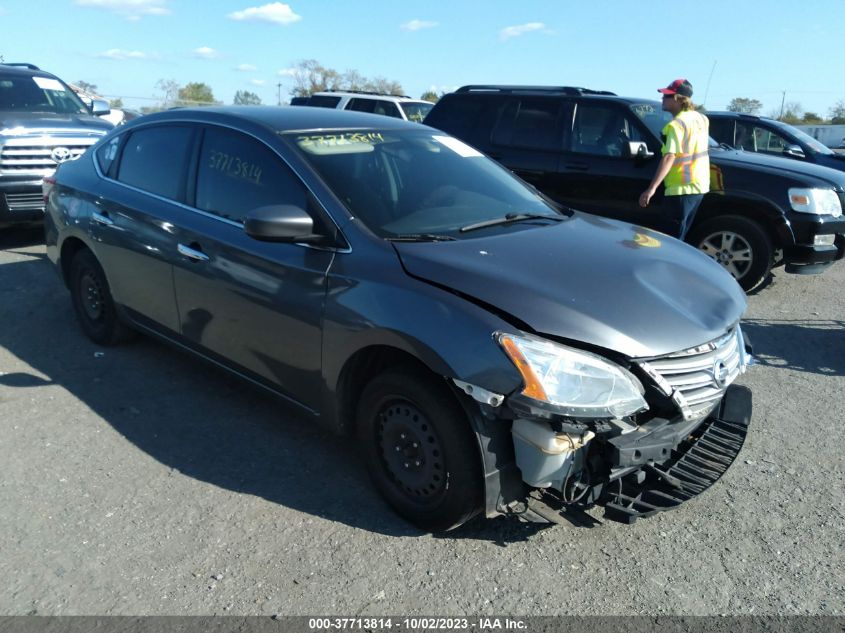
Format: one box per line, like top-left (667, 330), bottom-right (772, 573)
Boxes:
top-left (195, 127), bottom-right (308, 223)
top-left (492, 98), bottom-right (563, 152)
top-left (347, 98), bottom-right (376, 113)
top-left (117, 126), bottom-right (193, 200)
top-left (308, 95), bottom-right (341, 108)
top-left (96, 135), bottom-right (121, 177)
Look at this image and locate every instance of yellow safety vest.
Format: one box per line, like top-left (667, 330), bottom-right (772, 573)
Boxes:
top-left (661, 110), bottom-right (710, 196)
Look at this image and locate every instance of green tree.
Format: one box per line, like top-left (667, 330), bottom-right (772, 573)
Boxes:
top-left (727, 97), bottom-right (762, 115)
top-left (109, 97), bottom-right (124, 109)
top-left (177, 82), bottom-right (217, 106)
top-left (233, 90), bottom-right (262, 105)
top-left (420, 90), bottom-right (440, 103)
top-left (802, 111), bottom-right (824, 124)
top-left (829, 100), bottom-right (845, 124)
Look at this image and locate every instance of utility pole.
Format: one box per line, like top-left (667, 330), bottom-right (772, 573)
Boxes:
top-left (277, 82), bottom-right (282, 106)
top-left (779, 91), bottom-right (786, 119)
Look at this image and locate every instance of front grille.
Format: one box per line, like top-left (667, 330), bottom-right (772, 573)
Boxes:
top-left (4, 192), bottom-right (44, 212)
top-left (0, 134), bottom-right (102, 176)
top-left (636, 327), bottom-right (748, 422)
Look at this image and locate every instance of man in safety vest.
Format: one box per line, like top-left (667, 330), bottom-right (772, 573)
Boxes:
top-left (638, 78), bottom-right (710, 240)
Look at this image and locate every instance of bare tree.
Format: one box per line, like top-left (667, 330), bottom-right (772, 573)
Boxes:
top-left (156, 79), bottom-right (181, 108)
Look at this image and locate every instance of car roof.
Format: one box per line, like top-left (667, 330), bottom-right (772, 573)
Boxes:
top-left (0, 63), bottom-right (60, 80)
top-left (311, 91), bottom-right (424, 102)
top-left (128, 105), bottom-right (422, 133)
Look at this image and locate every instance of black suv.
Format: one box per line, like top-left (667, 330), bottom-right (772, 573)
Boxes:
top-left (707, 111), bottom-right (845, 172)
top-left (0, 63), bottom-right (113, 230)
top-left (424, 86), bottom-right (845, 291)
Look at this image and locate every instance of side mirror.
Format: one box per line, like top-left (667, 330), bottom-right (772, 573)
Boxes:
top-left (244, 204), bottom-right (324, 244)
top-left (91, 99), bottom-right (111, 116)
top-left (783, 144), bottom-right (805, 159)
top-left (628, 141), bottom-right (655, 160)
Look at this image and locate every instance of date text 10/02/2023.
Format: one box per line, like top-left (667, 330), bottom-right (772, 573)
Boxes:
top-left (308, 618), bottom-right (527, 631)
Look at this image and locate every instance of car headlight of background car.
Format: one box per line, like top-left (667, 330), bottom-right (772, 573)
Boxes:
top-left (497, 333), bottom-right (648, 418)
top-left (788, 188), bottom-right (842, 217)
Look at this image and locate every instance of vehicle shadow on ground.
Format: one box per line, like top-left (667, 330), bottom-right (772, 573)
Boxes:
top-left (742, 318), bottom-right (845, 376)
top-left (0, 254), bottom-right (552, 541)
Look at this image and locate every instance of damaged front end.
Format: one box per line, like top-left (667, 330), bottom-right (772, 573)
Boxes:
top-left (456, 325), bottom-right (754, 526)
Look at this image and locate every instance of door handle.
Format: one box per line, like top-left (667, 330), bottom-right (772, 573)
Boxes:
top-left (177, 243), bottom-right (210, 262)
top-left (563, 163), bottom-right (589, 171)
top-left (92, 211), bottom-right (114, 226)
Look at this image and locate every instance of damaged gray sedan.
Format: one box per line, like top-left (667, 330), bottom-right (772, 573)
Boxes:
top-left (45, 106), bottom-right (753, 531)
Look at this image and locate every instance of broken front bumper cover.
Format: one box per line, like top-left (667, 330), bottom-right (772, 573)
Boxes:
top-left (519, 383), bottom-right (752, 525)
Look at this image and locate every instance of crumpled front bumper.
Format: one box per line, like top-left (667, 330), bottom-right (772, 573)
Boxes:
top-left (601, 383), bottom-right (752, 523)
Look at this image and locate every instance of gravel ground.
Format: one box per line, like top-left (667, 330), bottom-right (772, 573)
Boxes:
top-left (0, 227), bottom-right (843, 616)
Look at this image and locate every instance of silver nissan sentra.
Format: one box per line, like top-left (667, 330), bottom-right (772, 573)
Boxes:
top-left (45, 106), bottom-right (753, 531)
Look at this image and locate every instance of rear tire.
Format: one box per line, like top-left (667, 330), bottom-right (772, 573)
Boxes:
top-left (687, 215), bottom-right (773, 292)
top-left (69, 249), bottom-right (133, 345)
top-left (356, 366), bottom-right (483, 532)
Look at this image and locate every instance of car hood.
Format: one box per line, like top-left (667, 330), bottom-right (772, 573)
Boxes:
top-left (0, 112), bottom-right (113, 135)
top-left (393, 213), bottom-right (747, 359)
top-left (711, 147), bottom-right (845, 187)
top-left (814, 152), bottom-right (845, 171)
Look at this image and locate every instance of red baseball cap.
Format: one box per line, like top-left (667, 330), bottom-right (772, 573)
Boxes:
top-left (658, 79), bottom-right (693, 98)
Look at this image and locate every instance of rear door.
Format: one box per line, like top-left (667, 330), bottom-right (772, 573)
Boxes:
top-left (90, 123), bottom-right (195, 333)
top-left (485, 96), bottom-right (570, 201)
top-left (171, 125), bottom-right (335, 411)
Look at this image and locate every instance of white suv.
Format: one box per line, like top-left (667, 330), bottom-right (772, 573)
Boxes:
top-left (302, 91), bottom-right (433, 123)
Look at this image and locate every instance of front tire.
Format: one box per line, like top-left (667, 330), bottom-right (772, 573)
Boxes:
top-left (356, 366), bottom-right (483, 532)
top-left (688, 215), bottom-right (773, 292)
top-left (69, 249), bottom-right (132, 345)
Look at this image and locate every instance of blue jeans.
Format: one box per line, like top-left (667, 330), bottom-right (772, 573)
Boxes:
top-left (665, 194), bottom-right (704, 240)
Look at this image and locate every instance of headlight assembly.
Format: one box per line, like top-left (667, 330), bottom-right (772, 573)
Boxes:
top-left (788, 188), bottom-right (842, 217)
top-left (497, 332), bottom-right (648, 419)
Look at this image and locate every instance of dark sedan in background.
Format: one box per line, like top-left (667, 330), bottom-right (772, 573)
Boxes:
top-left (44, 107), bottom-right (752, 531)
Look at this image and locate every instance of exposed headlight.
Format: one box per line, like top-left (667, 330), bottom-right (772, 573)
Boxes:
top-left (788, 188), bottom-right (842, 217)
top-left (497, 333), bottom-right (648, 418)
top-left (814, 234), bottom-right (836, 246)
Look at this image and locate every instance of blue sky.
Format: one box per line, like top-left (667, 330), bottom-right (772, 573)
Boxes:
top-left (1, 0), bottom-right (843, 116)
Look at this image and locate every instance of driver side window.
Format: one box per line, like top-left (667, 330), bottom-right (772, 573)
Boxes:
top-left (571, 104), bottom-right (646, 157)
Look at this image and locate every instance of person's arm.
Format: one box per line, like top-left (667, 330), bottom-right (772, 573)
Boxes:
top-left (639, 153), bottom-right (675, 207)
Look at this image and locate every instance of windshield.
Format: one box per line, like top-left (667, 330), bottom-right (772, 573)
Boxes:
top-left (0, 73), bottom-right (89, 115)
top-left (400, 102), bottom-right (433, 123)
top-left (772, 121), bottom-right (835, 155)
top-left (288, 129), bottom-right (562, 237)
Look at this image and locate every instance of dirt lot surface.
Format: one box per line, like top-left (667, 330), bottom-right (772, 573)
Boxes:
top-left (1, 227), bottom-right (843, 616)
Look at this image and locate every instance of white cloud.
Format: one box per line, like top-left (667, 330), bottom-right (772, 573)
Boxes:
top-left (227, 2), bottom-right (301, 26)
top-left (499, 22), bottom-right (547, 41)
top-left (96, 48), bottom-right (150, 60)
top-left (250, 79), bottom-right (266, 86)
top-left (235, 63), bottom-right (257, 72)
top-left (401, 19), bottom-right (438, 32)
top-left (75, 0), bottom-right (170, 20)
top-left (193, 46), bottom-right (220, 59)
top-left (277, 67), bottom-right (297, 77)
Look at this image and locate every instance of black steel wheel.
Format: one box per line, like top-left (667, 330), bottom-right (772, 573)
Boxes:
top-left (688, 215), bottom-right (774, 292)
top-left (69, 249), bottom-right (132, 345)
top-left (357, 366), bottom-right (483, 532)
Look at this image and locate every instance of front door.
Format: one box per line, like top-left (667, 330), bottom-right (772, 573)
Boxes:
top-left (554, 101), bottom-right (666, 230)
top-left (172, 125), bottom-right (334, 412)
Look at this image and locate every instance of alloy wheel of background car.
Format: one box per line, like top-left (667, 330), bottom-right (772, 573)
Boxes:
top-left (688, 215), bottom-right (773, 292)
top-left (69, 250), bottom-right (133, 346)
top-left (356, 366), bottom-right (483, 532)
